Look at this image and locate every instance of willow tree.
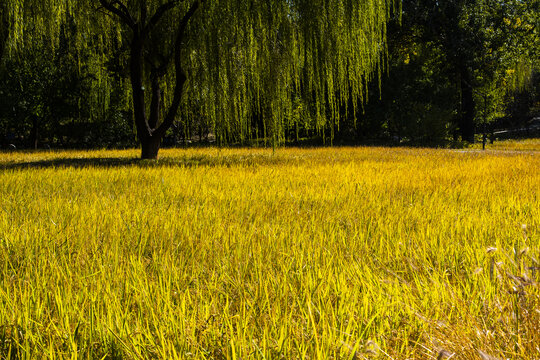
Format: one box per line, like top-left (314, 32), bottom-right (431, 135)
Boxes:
top-left (4, 0), bottom-right (399, 158)
top-left (1, 1), bottom-right (71, 60)
top-left (0, 3), bottom-right (7, 61)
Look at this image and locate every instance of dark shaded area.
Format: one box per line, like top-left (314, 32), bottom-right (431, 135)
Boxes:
top-left (0, 153), bottom-right (300, 170)
top-left (0, 157), bottom-right (142, 170)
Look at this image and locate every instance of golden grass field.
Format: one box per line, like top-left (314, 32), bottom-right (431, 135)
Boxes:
top-left (0, 139), bottom-right (539, 359)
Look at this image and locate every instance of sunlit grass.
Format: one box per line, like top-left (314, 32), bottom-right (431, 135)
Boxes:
top-left (1, 144), bottom-right (539, 359)
top-left (470, 137), bottom-right (540, 151)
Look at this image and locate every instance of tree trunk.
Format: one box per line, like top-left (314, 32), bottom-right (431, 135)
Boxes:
top-left (130, 34), bottom-right (164, 160)
top-left (29, 116), bottom-right (39, 149)
top-left (459, 65), bottom-right (475, 143)
top-left (102, 0), bottom-right (201, 160)
top-left (141, 136), bottom-right (161, 159)
top-left (130, 35), bottom-right (151, 149)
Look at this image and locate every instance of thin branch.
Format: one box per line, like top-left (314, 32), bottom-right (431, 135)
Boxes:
top-left (140, 2), bottom-right (148, 27)
top-left (154, 0), bottom-right (203, 137)
top-left (176, 0), bottom-right (204, 51)
top-left (98, 0), bottom-right (136, 29)
top-left (111, 0), bottom-right (133, 21)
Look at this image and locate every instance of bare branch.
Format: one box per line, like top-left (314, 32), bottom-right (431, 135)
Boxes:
top-left (98, 0), bottom-right (136, 29)
top-left (111, 0), bottom-right (133, 20)
top-left (176, 0), bottom-right (204, 48)
top-left (154, 0), bottom-right (203, 137)
top-left (140, 2), bottom-right (148, 26)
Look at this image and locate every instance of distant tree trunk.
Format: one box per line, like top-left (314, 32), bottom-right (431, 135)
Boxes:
top-left (29, 116), bottom-right (39, 149)
top-left (459, 65), bottom-right (475, 143)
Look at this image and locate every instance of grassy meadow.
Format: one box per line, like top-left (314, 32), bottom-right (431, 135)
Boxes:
top-left (0, 141), bottom-right (539, 359)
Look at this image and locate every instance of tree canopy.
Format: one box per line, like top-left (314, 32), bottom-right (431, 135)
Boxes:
top-left (1, 0), bottom-right (538, 151)
top-left (2, 0), bottom-right (400, 157)
top-left (355, 0), bottom-right (539, 143)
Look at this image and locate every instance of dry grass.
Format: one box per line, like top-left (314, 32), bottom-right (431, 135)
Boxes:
top-left (470, 138), bottom-right (540, 151)
top-left (0, 143), bottom-right (539, 359)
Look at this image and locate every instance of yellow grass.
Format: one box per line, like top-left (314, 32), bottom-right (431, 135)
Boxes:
top-left (471, 138), bottom-right (540, 151)
top-left (1, 144), bottom-right (539, 359)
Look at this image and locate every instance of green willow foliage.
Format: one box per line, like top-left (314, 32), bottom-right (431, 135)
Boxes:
top-left (2, 0), bottom-right (132, 129)
top-left (3, 0), bottom-right (400, 147)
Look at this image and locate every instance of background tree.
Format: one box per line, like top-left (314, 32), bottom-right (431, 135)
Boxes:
top-left (100, 0), bottom-right (402, 158)
top-left (351, 0), bottom-right (539, 145)
top-left (2, 0), bottom-right (399, 158)
top-left (1, 1), bottom-right (134, 149)
top-left (0, 32), bottom-right (135, 149)
top-left (1, 0), bottom-right (538, 150)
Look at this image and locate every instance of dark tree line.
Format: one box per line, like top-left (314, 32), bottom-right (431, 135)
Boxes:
top-left (349, 0), bottom-right (539, 145)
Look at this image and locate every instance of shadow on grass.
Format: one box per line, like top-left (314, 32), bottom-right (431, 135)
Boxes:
top-left (0, 157), bottom-right (142, 170)
top-left (0, 154), bottom-right (290, 170)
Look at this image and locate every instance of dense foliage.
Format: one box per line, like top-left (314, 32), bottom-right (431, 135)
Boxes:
top-left (0, 0), bottom-right (538, 152)
top-left (353, 0), bottom-right (540, 144)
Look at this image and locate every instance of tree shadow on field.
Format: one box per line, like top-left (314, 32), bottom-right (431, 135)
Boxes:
top-left (0, 157), bottom-right (141, 170)
top-left (0, 154), bottom-right (290, 170)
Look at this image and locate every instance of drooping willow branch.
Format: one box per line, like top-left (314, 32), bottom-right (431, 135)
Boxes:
top-left (3, 0), bottom-right (399, 157)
